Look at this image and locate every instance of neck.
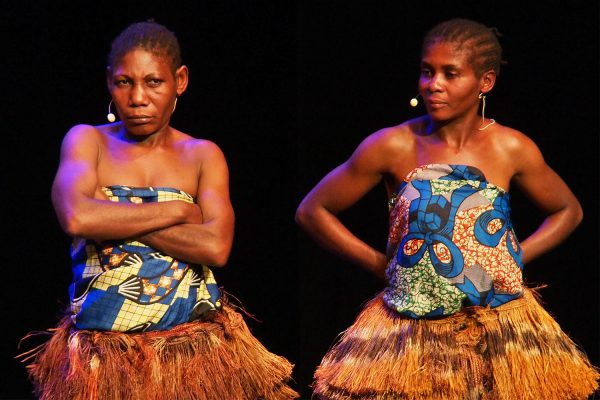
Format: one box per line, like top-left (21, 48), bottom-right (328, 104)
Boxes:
top-left (425, 112), bottom-right (481, 149)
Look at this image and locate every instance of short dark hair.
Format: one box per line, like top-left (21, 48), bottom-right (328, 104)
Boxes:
top-left (108, 21), bottom-right (182, 73)
top-left (422, 19), bottom-right (503, 77)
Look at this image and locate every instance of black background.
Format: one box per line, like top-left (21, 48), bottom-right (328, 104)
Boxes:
top-left (2, 2), bottom-right (598, 399)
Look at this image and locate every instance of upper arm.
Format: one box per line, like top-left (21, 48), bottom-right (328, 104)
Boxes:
top-left (299, 131), bottom-right (393, 215)
top-left (510, 132), bottom-right (580, 216)
top-left (51, 125), bottom-right (101, 227)
top-left (194, 141), bottom-right (234, 244)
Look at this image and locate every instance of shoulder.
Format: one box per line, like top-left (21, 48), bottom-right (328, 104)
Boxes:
top-left (185, 138), bottom-right (224, 158)
top-left (63, 123), bottom-right (104, 143)
top-left (173, 131), bottom-right (227, 165)
top-left (352, 117), bottom-right (421, 160)
top-left (346, 117), bottom-right (421, 176)
top-left (490, 124), bottom-right (538, 152)
top-left (490, 124), bottom-right (543, 161)
top-left (363, 118), bottom-right (420, 146)
top-left (488, 123), bottom-right (546, 176)
top-left (59, 124), bottom-right (111, 157)
top-left (63, 122), bottom-right (125, 146)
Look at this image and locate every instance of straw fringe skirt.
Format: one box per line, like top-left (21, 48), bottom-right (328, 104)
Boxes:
top-left (21, 305), bottom-right (298, 400)
top-left (314, 289), bottom-right (599, 400)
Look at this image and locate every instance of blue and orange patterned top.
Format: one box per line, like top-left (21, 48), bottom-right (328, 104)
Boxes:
top-left (384, 164), bottom-right (524, 318)
top-left (69, 186), bottom-right (222, 332)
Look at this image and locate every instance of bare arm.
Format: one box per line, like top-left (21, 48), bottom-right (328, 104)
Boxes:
top-left (136, 142), bottom-right (235, 266)
top-left (52, 125), bottom-right (200, 241)
top-left (511, 134), bottom-right (583, 264)
top-left (296, 132), bottom-right (396, 278)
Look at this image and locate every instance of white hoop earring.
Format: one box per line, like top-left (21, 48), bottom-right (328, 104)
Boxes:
top-left (478, 93), bottom-right (495, 131)
top-left (173, 97), bottom-right (178, 113)
top-left (106, 100), bottom-right (116, 122)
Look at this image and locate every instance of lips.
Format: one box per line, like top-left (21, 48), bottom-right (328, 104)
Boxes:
top-left (426, 98), bottom-right (447, 109)
top-left (126, 115), bottom-right (153, 124)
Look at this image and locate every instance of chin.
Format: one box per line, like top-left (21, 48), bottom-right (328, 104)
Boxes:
top-left (124, 123), bottom-right (158, 137)
top-left (427, 112), bottom-right (452, 123)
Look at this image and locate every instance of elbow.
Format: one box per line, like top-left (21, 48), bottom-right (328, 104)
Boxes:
top-left (53, 194), bottom-right (97, 239)
top-left (59, 212), bottom-right (85, 238)
top-left (295, 200), bottom-right (314, 230)
top-left (210, 245), bottom-right (231, 267)
top-left (296, 198), bottom-right (326, 233)
top-left (573, 203), bottom-right (584, 228)
top-left (209, 212), bottom-right (235, 267)
top-left (59, 211), bottom-right (103, 241)
top-left (200, 239), bottom-right (232, 267)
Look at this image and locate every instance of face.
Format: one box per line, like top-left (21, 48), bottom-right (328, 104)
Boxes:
top-left (107, 48), bottom-right (187, 137)
top-left (418, 42), bottom-right (488, 122)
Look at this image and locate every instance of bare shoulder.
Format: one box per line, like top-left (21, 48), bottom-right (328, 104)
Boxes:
top-left (340, 118), bottom-right (419, 180)
top-left (63, 123), bottom-right (104, 143)
top-left (489, 123), bottom-right (545, 176)
top-left (490, 123), bottom-right (539, 154)
top-left (366, 119), bottom-right (416, 146)
top-left (353, 118), bottom-right (418, 160)
top-left (59, 124), bottom-right (111, 157)
top-left (173, 131), bottom-right (227, 165)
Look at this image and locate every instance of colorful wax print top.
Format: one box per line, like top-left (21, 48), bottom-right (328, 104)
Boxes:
top-left (69, 186), bottom-right (222, 332)
top-left (384, 164), bottom-right (524, 318)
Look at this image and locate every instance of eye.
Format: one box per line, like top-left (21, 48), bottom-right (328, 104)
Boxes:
top-left (114, 78), bottom-right (131, 88)
top-left (420, 68), bottom-right (433, 78)
top-left (147, 78), bottom-right (163, 88)
top-left (445, 70), bottom-right (459, 79)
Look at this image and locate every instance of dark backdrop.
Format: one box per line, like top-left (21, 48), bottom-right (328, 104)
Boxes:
top-left (2, 2), bottom-right (598, 399)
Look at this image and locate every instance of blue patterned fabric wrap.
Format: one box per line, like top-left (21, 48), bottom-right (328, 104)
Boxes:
top-left (69, 186), bottom-right (222, 332)
top-left (384, 164), bottom-right (524, 319)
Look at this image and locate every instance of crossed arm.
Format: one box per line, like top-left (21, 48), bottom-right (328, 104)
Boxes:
top-left (52, 125), bottom-right (234, 266)
top-left (136, 148), bottom-right (234, 266)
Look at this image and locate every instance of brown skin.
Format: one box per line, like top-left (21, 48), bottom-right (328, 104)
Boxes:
top-left (296, 42), bottom-right (582, 279)
top-left (52, 49), bottom-right (234, 266)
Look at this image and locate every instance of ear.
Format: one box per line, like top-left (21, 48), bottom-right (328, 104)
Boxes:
top-left (479, 70), bottom-right (496, 95)
top-left (175, 65), bottom-right (189, 96)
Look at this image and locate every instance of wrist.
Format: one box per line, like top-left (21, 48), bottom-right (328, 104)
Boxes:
top-left (170, 201), bottom-right (190, 224)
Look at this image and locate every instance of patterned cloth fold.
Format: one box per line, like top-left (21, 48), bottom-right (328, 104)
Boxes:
top-left (385, 164), bottom-right (523, 318)
top-left (70, 185), bottom-right (221, 332)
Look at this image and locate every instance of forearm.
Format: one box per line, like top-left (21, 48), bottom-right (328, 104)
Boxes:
top-left (296, 205), bottom-right (387, 278)
top-left (137, 223), bottom-right (232, 266)
top-left (520, 206), bottom-right (583, 264)
top-left (55, 195), bottom-right (191, 241)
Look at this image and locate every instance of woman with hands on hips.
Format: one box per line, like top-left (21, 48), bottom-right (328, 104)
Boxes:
top-left (297, 18), bottom-right (598, 400)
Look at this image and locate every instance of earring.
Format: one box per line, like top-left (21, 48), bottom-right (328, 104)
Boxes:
top-left (106, 100), bottom-right (116, 122)
top-left (172, 97), bottom-right (178, 113)
top-left (478, 93), bottom-right (495, 130)
top-left (410, 93), bottom-right (420, 107)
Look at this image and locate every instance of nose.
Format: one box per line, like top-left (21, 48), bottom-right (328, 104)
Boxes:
top-left (426, 73), bottom-right (443, 92)
top-left (129, 83), bottom-right (149, 107)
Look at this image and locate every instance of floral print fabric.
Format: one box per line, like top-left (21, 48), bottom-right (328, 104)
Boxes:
top-left (384, 164), bottom-right (523, 318)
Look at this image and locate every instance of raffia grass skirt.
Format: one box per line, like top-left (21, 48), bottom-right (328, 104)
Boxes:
top-left (20, 304), bottom-right (298, 400)
top-left (314, 289), bottom-right (599, 400)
